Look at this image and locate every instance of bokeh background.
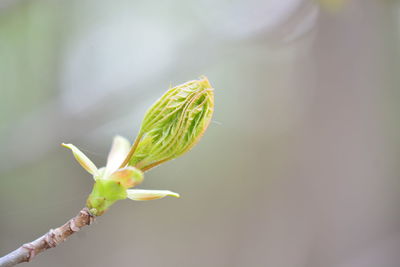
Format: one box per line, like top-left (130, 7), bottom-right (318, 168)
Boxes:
top-left (1, 0), bottom-right (400, 266)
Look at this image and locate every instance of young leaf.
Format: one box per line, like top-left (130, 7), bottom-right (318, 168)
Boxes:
top-left (121, 76), bottom-right (214, 171)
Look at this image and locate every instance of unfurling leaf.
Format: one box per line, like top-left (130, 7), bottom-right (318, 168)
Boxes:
top-left (120, 76), bottom-right (214, 171)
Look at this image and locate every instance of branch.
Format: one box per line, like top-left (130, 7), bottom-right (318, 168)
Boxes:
top-left (0, 208), bottom-right (95, 267)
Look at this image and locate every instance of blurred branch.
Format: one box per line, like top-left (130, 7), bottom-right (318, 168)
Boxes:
top-left (0, 208), bottom-right (95, 267)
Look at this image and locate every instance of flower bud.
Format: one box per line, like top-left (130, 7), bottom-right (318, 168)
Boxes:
top-left (122, 76), bottom-right (214, 171)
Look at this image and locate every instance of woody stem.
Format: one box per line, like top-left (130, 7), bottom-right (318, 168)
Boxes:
top-left (0, 208), bottom-right (95, 267)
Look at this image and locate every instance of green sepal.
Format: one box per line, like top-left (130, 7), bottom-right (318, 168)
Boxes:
top-left (86, 179), bottom-right (127, 216)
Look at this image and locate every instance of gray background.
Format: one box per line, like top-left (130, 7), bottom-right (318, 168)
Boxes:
top-left (1, 0), bottom-right (400, 266)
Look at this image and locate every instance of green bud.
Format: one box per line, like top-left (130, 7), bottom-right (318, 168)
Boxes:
top-left (63, 77), bottom-right (213, 216)
top-left (120, 76), bottom-right (214, 171)
top-left (86, 179), bottom-right (127, 216)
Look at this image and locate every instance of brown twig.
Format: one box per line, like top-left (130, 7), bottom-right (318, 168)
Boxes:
top-left (0, 208), bottom-right (95, 267)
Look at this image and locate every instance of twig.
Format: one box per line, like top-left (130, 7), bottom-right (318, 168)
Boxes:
top-left (0, 208), bottom-right (95, 267)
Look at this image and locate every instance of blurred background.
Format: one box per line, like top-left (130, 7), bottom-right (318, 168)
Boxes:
top-left (1, 0), bottom-right (400, 266)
